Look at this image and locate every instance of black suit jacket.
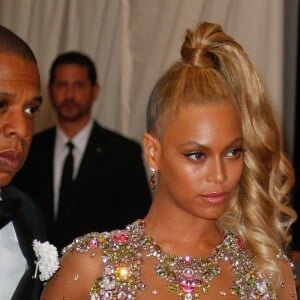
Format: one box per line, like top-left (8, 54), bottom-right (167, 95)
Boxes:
top-left (13, 122), bottom-right (151, 251)
top-left (2, 185), bottom-right (46, 300)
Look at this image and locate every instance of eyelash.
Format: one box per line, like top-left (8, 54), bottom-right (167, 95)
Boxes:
top-left (0, 99), bottom-right (8, 109)
top-left (0, 99), bottom-right (40, 116)
top-left (25, 105), bottom-right (41, 115)
top-left (186, 152), bottom-right (205, 161)
top-left (225, 147), bottom-right (246, 159)
top-left (185, 147), bottom-right (246, 161)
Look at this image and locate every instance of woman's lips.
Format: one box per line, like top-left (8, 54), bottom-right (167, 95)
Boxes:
top-left (0, 150), bottom-right (25, 173)
top-left (200, 192), bottom-right (230, 204)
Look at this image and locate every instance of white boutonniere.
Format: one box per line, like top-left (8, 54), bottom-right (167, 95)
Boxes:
top-left (32, 239), bottom-right (60, 281)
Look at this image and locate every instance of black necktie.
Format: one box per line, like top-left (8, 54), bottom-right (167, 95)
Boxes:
top-left (57, 141), bottom-right (74, 218)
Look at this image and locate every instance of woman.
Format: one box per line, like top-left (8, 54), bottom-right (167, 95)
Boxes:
top-left (40, 22), bottom-right (297, 299)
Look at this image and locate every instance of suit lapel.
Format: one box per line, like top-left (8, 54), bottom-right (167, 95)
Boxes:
top-left (47, 130), bottom-right (55, 223)
top-left (39, 128), bottom-right (55, 225)
top-left (2, 186), bottom-right (34, 264)
top-left (0, 192), bottom-right (20, 229)
top-left (75, 123), bottom-right (105, 181)
top-left (2, 186), bottom-right (38, 300)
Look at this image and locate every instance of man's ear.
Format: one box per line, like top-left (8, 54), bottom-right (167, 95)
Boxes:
top-left (143, 133), bottom-right (160, 170)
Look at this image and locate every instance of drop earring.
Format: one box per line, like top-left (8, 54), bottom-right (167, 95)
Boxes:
top-left (149, 168), bottom-right (158, 190)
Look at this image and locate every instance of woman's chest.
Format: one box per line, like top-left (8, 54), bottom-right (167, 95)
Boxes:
top-left (90, 254), bottom-right (275, 300)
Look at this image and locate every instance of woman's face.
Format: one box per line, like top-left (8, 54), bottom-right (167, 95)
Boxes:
top-left (149, 101), bottom-right (244, 220)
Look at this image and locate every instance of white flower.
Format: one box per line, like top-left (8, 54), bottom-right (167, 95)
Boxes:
top-left (32, 239), bottom-right (60, 281)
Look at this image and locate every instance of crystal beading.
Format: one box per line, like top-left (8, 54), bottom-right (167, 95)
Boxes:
top-left (63, 220), bottom-right (288, 299)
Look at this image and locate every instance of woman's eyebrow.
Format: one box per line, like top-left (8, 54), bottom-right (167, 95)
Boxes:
top-left (178, 137), bottom-right (243, 149)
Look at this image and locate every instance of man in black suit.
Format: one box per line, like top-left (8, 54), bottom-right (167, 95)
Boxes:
top-left (0, 26), bottom-right (45, 299)
top-left (13, 51), bottom-right (152, 251)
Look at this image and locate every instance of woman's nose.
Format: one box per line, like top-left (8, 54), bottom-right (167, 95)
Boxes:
top-left (206, 157), bottom-right (226, 183)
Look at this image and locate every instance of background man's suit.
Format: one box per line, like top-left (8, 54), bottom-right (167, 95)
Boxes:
top-left (1, 185), bottom-right (46, 300)
top-left (13, 122), bottom-right (152, 250)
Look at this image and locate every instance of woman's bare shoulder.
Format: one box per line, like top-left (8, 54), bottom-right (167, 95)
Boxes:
top-left (276, 250), bottom-right (297, 299)
top-left (40, 232), bottom-right (108, 300)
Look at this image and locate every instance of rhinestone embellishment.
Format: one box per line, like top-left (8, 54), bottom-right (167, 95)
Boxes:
top-left (64, 220), bottom-right (286, 299)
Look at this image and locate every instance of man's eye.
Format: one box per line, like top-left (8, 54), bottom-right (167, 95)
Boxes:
top-left (55, 82), bottom-right (67, 89)
top-left (0, 100), bottom-right (8, 109)
top-left (225, 147), bottom-right (246, 159)
top-left (75, 82), bottom-right (85, 88)
top-left (25, 105), bottom-right (40, 115)
top-left (186, 152), bottom-right (205, 161)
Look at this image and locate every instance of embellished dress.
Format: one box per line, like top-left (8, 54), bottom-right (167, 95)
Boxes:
top-left (63, 220), bottom-right (294, 300)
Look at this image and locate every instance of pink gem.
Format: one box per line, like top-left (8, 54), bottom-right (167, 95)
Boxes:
top-left (90, 239), bottom-right (98, 249)
top-left (138, 220), bottom-right (145, 227)
top-left (184, 256), bottom-right (191, 264)
top-left (113, 231), bottom-right (129, 243)
top-left (236, 236), bottom-right (244, 249)
top-left (180, 279), bottom-right (196, 293)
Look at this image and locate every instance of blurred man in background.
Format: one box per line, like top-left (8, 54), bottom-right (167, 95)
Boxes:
top-left (13, 51), bottom-right (151, 251)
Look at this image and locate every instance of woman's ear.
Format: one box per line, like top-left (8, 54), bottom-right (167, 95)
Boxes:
top-left (143, 133), bottom-right (160, 170)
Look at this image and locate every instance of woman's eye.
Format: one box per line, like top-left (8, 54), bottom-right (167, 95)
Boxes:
top-left (186, 152), bottom-right (205, 161)
top-left (225, 147), bottom-right (245, 159)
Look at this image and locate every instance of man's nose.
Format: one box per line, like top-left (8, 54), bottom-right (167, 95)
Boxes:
top-left (66, 85), bottom-right (75, 98)
top-left (4, 110), bottom-right (31, 141)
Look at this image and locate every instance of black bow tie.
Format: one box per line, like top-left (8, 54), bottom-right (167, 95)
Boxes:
top-left (0, 192), bottom-right (20, 229)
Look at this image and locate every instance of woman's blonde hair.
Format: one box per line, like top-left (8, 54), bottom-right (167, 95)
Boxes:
top-left (146, 22), bottom-right (296, 289)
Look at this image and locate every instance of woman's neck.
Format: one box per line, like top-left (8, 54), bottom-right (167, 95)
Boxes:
top-left (143, 196), bottom-right (222, 257)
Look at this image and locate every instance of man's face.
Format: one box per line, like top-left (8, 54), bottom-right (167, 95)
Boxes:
top-left (49, 64), bottom-right (99, 123)
top-left (0, 53), bottom-right (41, 186)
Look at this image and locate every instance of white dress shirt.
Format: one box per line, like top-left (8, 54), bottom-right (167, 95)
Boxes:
top-left (53, 120), bottom-right (93, 218)
top-left (0, 190), bottom-right (27, 300)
